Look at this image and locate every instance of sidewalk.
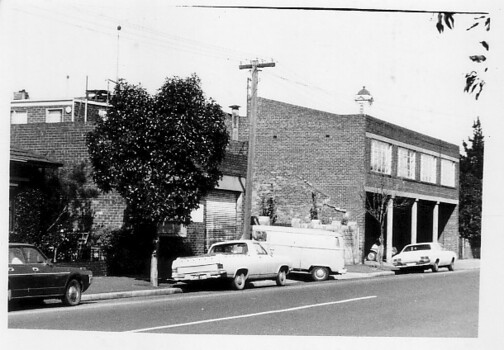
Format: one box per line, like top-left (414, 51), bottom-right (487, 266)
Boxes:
top-left (82, 259), bottom-right (480, 302)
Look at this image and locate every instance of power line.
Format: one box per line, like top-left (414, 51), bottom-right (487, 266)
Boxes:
top-left (188, 5), bottom-right (489, 15)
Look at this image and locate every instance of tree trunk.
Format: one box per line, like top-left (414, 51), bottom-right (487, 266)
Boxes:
top-left (150, 234), bottom-right (160, 287)
top-left (377, 227), bottom-right (385, 266)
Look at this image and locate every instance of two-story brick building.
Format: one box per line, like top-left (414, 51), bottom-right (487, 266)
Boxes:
top-left (9, 91), bottom-right (247, 267)
top-left (234, 98), bottom-right (459, 262)
top-left (10, 89), bottom-right (460, 265)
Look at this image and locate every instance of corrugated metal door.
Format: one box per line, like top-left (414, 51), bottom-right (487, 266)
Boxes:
top-left (205, 191), bottom-right (238, 250)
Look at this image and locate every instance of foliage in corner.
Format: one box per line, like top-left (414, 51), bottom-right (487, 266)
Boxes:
top-left (436, 12), bottom-right (490, 100)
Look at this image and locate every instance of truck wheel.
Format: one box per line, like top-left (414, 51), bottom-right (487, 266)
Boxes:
top-left (276, 269), bottom-right (287, 286)
top-left (448, 259), bottom-right (455, 271)
top-left (62, 279), bottom-right (82, 306)
top-left (431, 261), bottom-right (439, 273)
top-left (311, 267), bottom-right (329, 281)
top-left (232, 272), bottom-right (246, 290)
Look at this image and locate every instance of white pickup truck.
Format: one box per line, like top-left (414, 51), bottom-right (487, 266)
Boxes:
top-left (171, 240), bottom-right (292, 290)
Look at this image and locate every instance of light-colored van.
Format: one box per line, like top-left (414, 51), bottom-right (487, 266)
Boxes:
top-left (252, 225), bottom-right (346, 281)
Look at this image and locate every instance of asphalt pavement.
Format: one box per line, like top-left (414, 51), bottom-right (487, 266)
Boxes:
top-left (82, 259), bottom-right (480, 302)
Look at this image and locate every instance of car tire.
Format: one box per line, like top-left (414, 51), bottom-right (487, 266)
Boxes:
top-left (311, 267), bottom-right (329, 281)
top-left (448, 259), bottom-right (455, 271)
top-left (232, 272), bottom-right (246, 290)
top-left (62, 279), bottom-right (82, 306)
top-left (431, 261), bottom-right (439, 273)
top-left (276, 269), bottom-right (287, 286)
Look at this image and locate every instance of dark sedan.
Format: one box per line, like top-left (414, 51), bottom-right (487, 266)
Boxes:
top-left (8, 243), bottom-right (93, 306)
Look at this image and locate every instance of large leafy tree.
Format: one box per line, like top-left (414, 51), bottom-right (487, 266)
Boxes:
top-left (459, 118), bottom-right (484, 251)
top-left (86, 74), bottom-right (229, 284)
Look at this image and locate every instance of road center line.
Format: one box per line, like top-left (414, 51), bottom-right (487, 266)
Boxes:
top-left (125, 295), bottom-right (377, 333)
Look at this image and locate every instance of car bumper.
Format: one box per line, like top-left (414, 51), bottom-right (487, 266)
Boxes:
top-left (172, 271), bottom-right (228, 281)
top-left (393, 261), bottom-right (431, 268)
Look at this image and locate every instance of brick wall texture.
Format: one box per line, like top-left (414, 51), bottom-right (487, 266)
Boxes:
top-left (236, 98), bottom-right (460, 258)
top-left (11, 110), bottom-right (246, 258)
top-left (11, 97), bottom-right (461, 262)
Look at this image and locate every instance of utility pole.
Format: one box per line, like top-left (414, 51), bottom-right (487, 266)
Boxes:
top-left (239, 60), bottom-right (275, 239)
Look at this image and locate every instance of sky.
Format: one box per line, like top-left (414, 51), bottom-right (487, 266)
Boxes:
top-left (2, 0), bottom-right (499, 149)
top-left (2, 0), bottom-right (504, 346)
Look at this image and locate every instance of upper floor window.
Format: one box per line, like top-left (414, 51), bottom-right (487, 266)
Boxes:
top-left (370, 139), bottom-right (392, 175)
top-left (441, 159), bottom-right (456, 187)
top-left (421, 154), bottom-right (437, 183)
top-left (397, 147), bottom-right (416, 179)
top-left (11, 111), bottom-right (27, 124)
top-left (46, 108), bottom-right (63, 123)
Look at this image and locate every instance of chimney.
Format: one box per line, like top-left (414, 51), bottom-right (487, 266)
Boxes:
top-left (13, 90), bottom-right (30, 100)
top-left (229, 105), bottom-right (240, 141)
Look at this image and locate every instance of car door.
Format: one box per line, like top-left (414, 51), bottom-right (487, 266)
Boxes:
top-left (250, 242), bottom-right (276, 278)
top-left (8, 247), bottom-right (32, 299)
top-left (22, 246), bottom-right (69, 297)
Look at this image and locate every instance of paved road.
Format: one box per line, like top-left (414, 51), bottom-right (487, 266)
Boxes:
top-left (8, 269), bottom-right (479, 337)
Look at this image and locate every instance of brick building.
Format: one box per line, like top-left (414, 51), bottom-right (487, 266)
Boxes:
top-left (233, 98), bottom-right (459, 262)
top-left (9, 92), bottom-right (247, 271)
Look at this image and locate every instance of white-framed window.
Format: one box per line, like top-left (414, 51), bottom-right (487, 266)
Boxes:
top-left (11, 110), bottom-right (28, 124)
top-left (46, 108), bottom-right (63, 123)
top-left (421, 154), bottom-right (437, 183)
top-left (397, 147), bottom-right (416, 179)
top-left (441, 159), bottom-right (456, 187)
top-left (370, 139), bottom-right (392, 175)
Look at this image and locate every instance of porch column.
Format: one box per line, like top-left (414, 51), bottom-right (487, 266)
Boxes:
top-left (411, 199), bottom-right (418, 244)
top-left (386, 197), bottom-right (394, 262)
top-left (432, 201), bottom-right (439, 243)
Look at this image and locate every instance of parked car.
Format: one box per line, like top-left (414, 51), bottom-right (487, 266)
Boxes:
top-left (171, 240), bottom-right (292, 290)
top-left (392, 242), bottom-right (456, 272)
top-left (8, 243), bottom-right (93, 306)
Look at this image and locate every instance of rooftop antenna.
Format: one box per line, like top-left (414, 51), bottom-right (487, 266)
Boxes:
top-left (116, 25), bottom-right (121, 81)
top-left (66, 75), bottom-right (70, 98)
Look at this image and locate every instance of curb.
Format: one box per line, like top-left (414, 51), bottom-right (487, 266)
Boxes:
top-left (335, 271), bottom-right (396, 280)
top-left (82, 265), bottom-right (478, 302)
top-left (82, 287), bottom-right (183, 302)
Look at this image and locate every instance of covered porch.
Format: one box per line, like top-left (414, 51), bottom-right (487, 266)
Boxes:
top-left (364, 187), bottom-right (459, 262)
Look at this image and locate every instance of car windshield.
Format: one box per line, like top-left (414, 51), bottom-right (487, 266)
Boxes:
top-left (403, 244), bottom-right (431, 252)
top-left (209, 243), bottom-right (248, 255)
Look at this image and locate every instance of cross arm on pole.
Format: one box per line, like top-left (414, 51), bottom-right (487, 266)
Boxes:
top-left (239, 62), bottom-right (276, 70)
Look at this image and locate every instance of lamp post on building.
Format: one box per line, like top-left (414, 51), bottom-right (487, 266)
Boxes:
top-left (355, 86), bottom-right (374, 114)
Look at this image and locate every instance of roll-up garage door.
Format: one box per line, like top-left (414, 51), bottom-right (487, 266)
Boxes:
top-left (205, 191), bottom-right (238, 250)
